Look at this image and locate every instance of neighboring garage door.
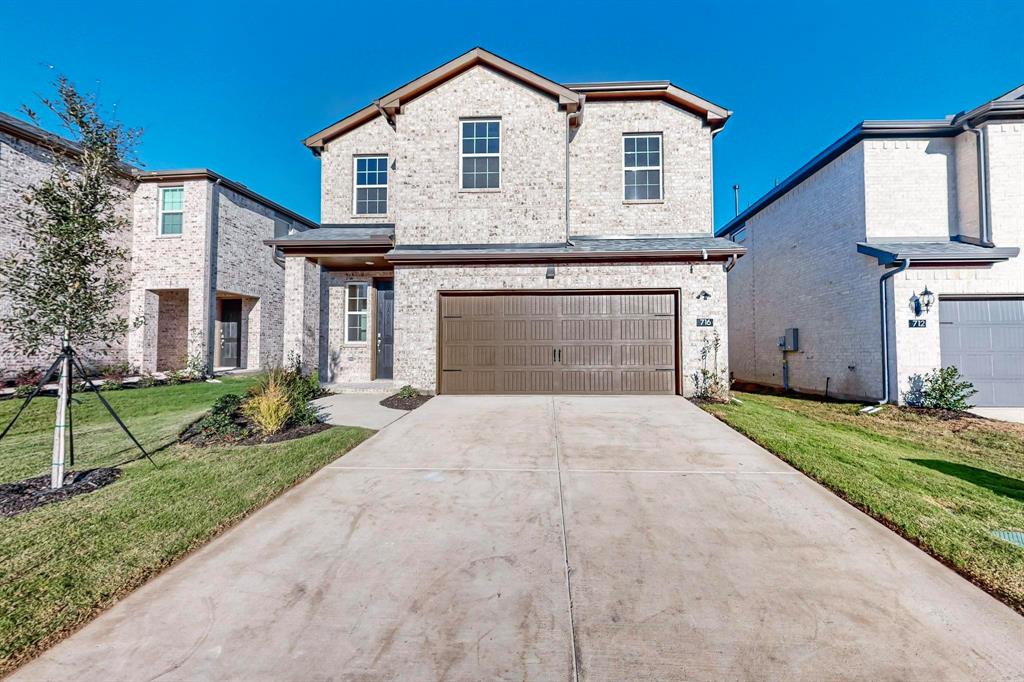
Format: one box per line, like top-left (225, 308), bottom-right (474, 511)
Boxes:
top-left (439, 292), bottom-right (678, 394)
top-left (939, 298), bottom-right (1024, 406)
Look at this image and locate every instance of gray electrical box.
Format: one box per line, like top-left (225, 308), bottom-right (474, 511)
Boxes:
top-left (778, 328), bottom-right (799, 352)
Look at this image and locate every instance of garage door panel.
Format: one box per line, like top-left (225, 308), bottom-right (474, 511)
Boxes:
top-left (440, 292), bottom-right (678, 395)
top-left (562, 345), bottom-right (614, 366)
top-left (939, 298), bottom-right (1024, 407)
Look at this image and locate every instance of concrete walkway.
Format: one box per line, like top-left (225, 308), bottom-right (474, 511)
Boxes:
top-left (13, 396), bottom-right (1024, 681)
top-left (970, 406), bottom-right (1024, 424)
top-left (312, 392), bottom-right (408, 429)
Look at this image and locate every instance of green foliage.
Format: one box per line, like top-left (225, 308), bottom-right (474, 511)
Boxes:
top-left (13, 368), bottom-right (42, 388)
top-left (198, 393), bottom-right (245, 436)
top-left (13, 385), bottom-right (35, 399)
top-left (0, 77), bottom-right (140, 358)
top-left (242, 377), bottom-right (292, 436)
top-left (396, 385), bottom-right (419, 399)
top-left (136, 372), bottom-right (157, 389)
top-left (690, 330), bottom-right (727, 401)
top-left (249, 363), bottom-right (323, 428)
top-left (907, 366), bottom-right (979, 411)
top-left (165, 370), bottom-right (187, 386)
top-left (96, 362), bottom-right (133, 381)
top-left (99, 380), bottom-right (123, 392)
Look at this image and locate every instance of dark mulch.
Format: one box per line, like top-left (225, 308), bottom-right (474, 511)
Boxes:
top-left (0, 468), bottom-right (121, 518)
top-left (380, 392), bottom-right (433, 411)
top-left (180, 419), bottom-right (332, 447)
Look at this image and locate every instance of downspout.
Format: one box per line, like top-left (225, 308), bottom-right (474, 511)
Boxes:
top-left (961, 121), bottom-right (991, 245)
top-left (565, 109), bottom-right (571, 244)
top-left (205, 178), bottom-right (223, 374)
top-left (876, 258), bottom-right (910, 405)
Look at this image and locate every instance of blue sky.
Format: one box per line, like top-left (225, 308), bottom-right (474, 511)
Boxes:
top-left (1, 0), bottom-right (1021, 229)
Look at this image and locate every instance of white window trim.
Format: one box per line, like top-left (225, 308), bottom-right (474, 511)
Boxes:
top-left (459, 118), bottom-right (501, 192)
top-left (622, 133), bottom-right (664, 204)
top-left (352, 155), bottom-right (388, 216)
top-left (344, 281), bottom-right (370, 345)
top-left (158, 186), bottom-right (185, 237)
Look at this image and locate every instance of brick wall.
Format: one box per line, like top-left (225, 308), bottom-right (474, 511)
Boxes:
top-left (863, 138), bottom-right (958, 239)
top-left (569, 99), bottom-right (713, 236)
top-left (321, 116), bottom-right (395, 225)
top-left (213, 184), bottom-right (288, 369)
top-left (727, 143), bottom-right (882, 400)
top-left (283, 256), bottom-right (320, 370)
top-left (0, 129), bottom-right (134, 378)
top-left (127, 179), bottom-right (212, 371)
top-left (393, 262), bottom-right (728, 394)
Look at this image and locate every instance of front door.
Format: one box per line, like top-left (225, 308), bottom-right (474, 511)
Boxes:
top-left (375, 281), bottom-right (395, 379)
top-left (219, 299), bottom-right (242, 368)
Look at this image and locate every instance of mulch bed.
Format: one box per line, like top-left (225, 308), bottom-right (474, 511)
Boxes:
top-left (380, 392), bottom-right (433, 411)
top-left (0, 468), bottom-right (121, 518)
top-left (179, 419), bottom-right (332, 447)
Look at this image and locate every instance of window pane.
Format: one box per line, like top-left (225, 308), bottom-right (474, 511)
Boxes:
top-left (485, 173), bottom-right (499, 188)
top-left (636, 137), bottom-right (648, 152)
top-left (475, 122), bottom-right (486, 137)
top-left (649, 152), bottom-right (659, 167)
top-left (161, 212), bottom-right (183, 235)
top-left (624, 184), bottom-right (638, 201)
top-left (462, 121), bottom-right (473, 137)
top-left (487, 121), bottom-right (499, 137)
top-left (475, 139), bottom-right (487, 153)
top-left (649, 136), bottom-right (660, 151)
top-left (462, 172), bottom-right (475, 189)
top-left (624, 137), bottom-right (635, 152)
top-left (487, 157), bottom-right (499, 172)
top-left (161, 187), bottom-right (184, 211)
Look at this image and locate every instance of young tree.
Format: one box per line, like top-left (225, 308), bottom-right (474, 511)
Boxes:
top-left (0, 77), bottom-right (140, 488)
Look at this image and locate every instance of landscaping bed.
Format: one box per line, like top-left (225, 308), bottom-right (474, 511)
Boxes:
top-left (0, 375), bottom-right (372, 674)
top-left (380, 386), bottom-right (432, 411)
top-left (0, 468), bottom-right (120, 518)
top-left (701, 391), bottom-right (1024, 614)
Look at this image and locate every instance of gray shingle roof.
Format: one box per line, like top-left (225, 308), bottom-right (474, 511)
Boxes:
top-left (386, 235), bottom-right (743, 261)
top-left (268, 224), bottom-right (395, 245)
top-left (857, 240), bottom-right (1020, 265)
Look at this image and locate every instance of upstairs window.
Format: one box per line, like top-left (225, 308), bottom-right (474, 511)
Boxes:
top-left (354, 156), bottom-right (388, 215)
top-left (159, 186), bottom-right (184, 235)
top-left (623, 134), bottom-right (662, 201)
top-left (461, 119), bottom-right (500, 189)
top-left (345, 282), bottom-right (369, 343)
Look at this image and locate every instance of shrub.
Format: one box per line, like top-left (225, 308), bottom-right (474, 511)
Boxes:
top-left (14, 368), bottom-right (42, 388)
top-left (96, 362), bottom-right (134, 382)
top-left (396, 385), bottom-right (419, 399)
top-left (691, 331), bottom-right (727, 401)
top-left (199, 393), bottom-right (246, 436)
top-left (100, 379), bottom-right (124, 392)
top-left (137, 372), bottom-right (158, 388)
top-left (165, 369), bottom-right (187, 386)
top-left (250, 364), bottom-right (323, 428)
top-left (242, 378), bottom-right (292, 436)
top-left (906, 366), bottom-right (978, 411)
top-left (14, 384), bottom-right (36, 398)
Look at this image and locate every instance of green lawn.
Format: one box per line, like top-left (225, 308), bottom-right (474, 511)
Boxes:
top-left (0, 377), bottom-right (372, 673)
top-left (702, 392), bottom-right (1024, 614)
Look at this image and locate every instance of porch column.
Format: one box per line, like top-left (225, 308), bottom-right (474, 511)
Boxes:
top-left (283, 256), bottom-right (321, 372)
top-left (127, 288), bottom-right (159, 372)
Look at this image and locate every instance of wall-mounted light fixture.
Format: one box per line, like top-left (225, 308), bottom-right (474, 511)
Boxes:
top-left (909, 287), bottom-right (936, 317)
top-left (545, 266), bottom-right (555, 280)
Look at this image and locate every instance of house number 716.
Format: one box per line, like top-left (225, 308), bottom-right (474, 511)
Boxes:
top-left (696, 318), bottom-right (714, 327)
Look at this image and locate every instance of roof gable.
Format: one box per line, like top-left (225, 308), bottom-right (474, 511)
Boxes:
top-left (304, 48), bottom-right (580, 152)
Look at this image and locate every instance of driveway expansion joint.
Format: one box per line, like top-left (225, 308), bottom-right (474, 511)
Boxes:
top-left (551, 397), bottom-right (581, 682)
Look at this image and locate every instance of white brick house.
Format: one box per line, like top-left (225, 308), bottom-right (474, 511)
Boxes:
top-left (722, 86), bottom-right (1023, 406)
top-left (273, 48), bottom-right (743, 396)
top-left (0, 112), bottom-right (314, 379)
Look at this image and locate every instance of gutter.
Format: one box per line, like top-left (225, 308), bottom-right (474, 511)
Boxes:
top-left (385, 248), bottom-right (744, 265)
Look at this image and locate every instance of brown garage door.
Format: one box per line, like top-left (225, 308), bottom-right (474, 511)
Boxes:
top-left (439, 292), bottom-right (678, 394)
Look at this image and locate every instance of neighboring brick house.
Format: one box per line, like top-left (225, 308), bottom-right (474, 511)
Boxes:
top-left (721, 86), bottom-right (1023, 406)
top-left (0, 112), bottom-right (314, 379)
top-left (272, 48), bottom-right (743, 396)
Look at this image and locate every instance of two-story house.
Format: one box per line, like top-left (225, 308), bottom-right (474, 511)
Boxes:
top-left (720, 86), bottom-right (1023, 407)
top-left (271, 48), bottom-right (743, 396)
top-left (0, 112), bottom-right (314, 380)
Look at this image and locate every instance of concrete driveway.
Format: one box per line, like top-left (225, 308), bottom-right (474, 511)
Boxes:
top-left (14, 396), bottom-right (1024, 681)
